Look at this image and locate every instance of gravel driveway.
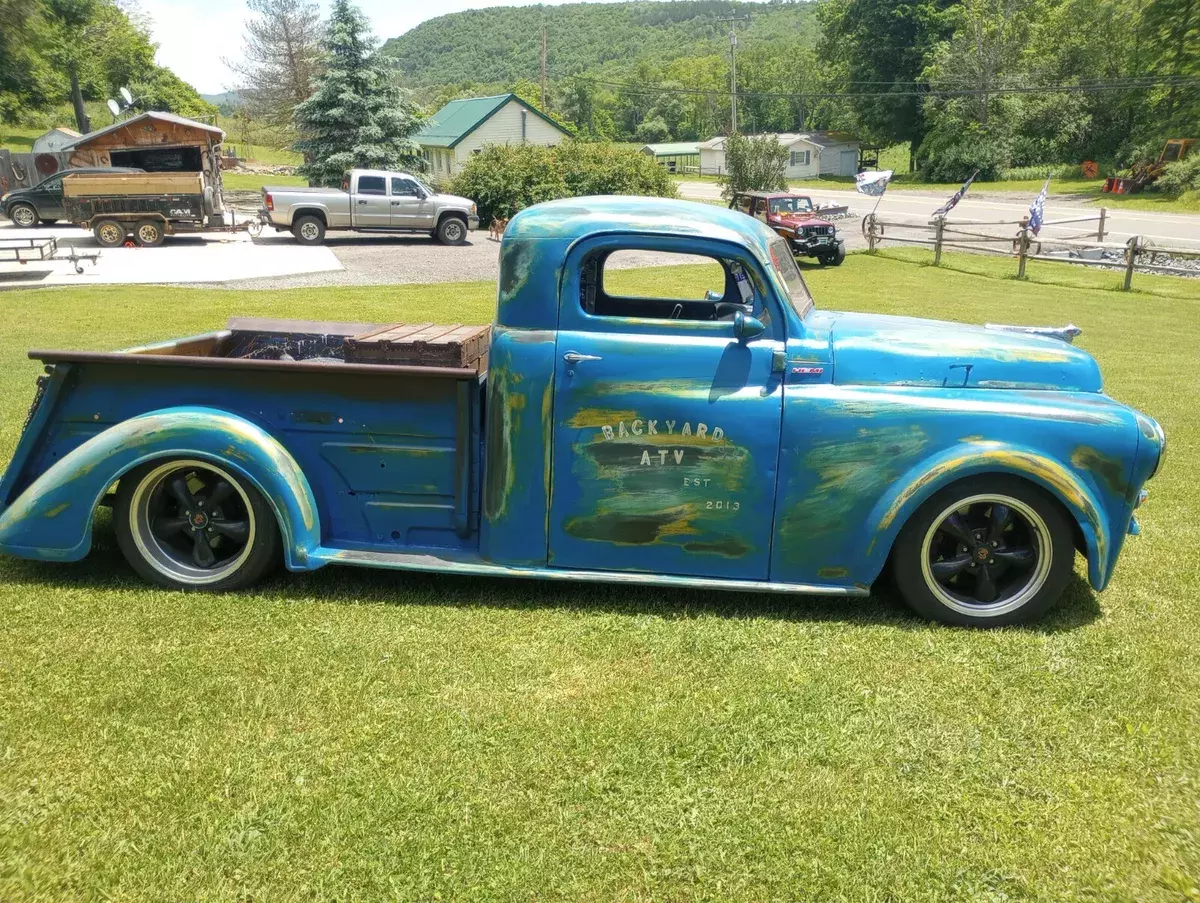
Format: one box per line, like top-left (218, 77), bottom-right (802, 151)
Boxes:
top-left (207, 230), bottom-right (719, 290)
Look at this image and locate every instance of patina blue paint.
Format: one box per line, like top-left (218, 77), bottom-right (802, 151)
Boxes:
top-left (0, 196), bottom-right (1166, 602)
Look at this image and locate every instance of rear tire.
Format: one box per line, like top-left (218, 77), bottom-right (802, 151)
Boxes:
top-left (437, 215), bottom-right (468, 245)
top-left (93, 218), bottom-right (126, 248)
top-left (891, 475), bottom-right (1075, 627)
top-left (114, 458), bottom-right (280, 591)
top-left (9, 203), bottom-right (38, 227)
top-left (292, 214), bottom-right (325, 245)
top-left (134, 219), bottom-right (165, 247)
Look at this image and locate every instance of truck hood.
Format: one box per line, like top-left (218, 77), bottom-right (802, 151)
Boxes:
top-left (772, 214), bottom-right (831, 228)
top-left (433, 192), bottom-right (474, 209)
top-left (813, 310), bottom-right (1102, 392)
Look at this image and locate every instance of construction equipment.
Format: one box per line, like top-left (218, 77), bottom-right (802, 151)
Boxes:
top-left (1103, 138), bottom-right (1195, 194)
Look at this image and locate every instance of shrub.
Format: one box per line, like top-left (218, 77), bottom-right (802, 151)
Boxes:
top-left (918, 124), bottom-right (1011, 183)
top-left (999, 164), bottom-right (1097, 182)
top-left (718, 133), bottom-right (788, 200)
top-left (1155, 157), bottom-right (1200, 196)
top-left (450, 140), bottom-right (676, 225)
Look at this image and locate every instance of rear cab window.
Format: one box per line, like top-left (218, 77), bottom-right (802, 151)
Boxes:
top-left (356, 175), bottom-right (386, 195)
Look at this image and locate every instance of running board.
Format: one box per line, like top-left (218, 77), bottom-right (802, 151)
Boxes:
top-left (314, 547), bottom-right (870, 596)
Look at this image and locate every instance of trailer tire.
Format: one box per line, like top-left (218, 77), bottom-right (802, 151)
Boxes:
top-left (115, 458), bottom-right (281, 591)
top-left (436, 215), bottom-right (468, 245)
top-left (134, 219), bottom-right (165, 248)
top-left (93, 218), bottom-right (127, 248)
top-left (292, 214), bottom-right (325, 245)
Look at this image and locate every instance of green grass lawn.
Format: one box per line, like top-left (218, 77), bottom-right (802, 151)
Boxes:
top-left (1, 254), bottom-right (1199, 901)
top-left (221, 172), bottom-right (307, 192)
top-left (0, 125), bottom-right (41, 152)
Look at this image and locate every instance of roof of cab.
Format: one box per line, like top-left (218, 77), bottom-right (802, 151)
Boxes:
top-left (505, 195), bottom-right (780, 253)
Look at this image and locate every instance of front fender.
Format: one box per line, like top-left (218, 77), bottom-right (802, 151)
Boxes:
top-left (0, 407), bottom-right (321, 569)
top-left (862, 441), bottom-right (1111, 590)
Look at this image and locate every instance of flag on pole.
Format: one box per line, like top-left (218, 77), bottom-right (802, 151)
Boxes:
top-left (855, 170), bottom-right (893, 196)
top-left (933, 169), bottom-right (979, 217)
top-left (1028, 178), bottom-right (1050, 235)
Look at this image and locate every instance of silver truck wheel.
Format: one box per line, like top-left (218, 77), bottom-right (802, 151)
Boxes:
top-left (292, 214), bottom-right (325, 245)
top-left (10, 203), bottom-right (38, 227)
top-left (115, 459), bottom-right (280, 590)
top-left (437, 216), bottom-right (467, 245)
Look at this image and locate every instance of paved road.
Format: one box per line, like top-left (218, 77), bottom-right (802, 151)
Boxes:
top-left (676, 181), bottom-right (1200, 248)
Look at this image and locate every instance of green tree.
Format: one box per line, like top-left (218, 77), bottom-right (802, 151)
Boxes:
top-left (719, 133), bottom-right (788, 199)
top-left (293, 0), bottom-right (425, 186)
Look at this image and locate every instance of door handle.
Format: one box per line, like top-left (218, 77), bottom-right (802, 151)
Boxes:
top-left (563, 352), bottom-right (602, 364)
top-left (357, 199), bottom-right (368, 205)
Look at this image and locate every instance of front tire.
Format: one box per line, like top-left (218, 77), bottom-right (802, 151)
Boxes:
top-left (892, 476), bottom-right (1075, 627)
top-left (9, 203), bottom-right (38, 227)
top-left (115, 459), bottom-right (280, 591)
top-left (292, 214), bottom-right (325, 245)
top-left (93, 218), bottom-right (127, 248)
top-left (437, 215), bottom-right (467, 245)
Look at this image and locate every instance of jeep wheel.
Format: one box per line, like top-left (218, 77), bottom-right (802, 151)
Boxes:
top-left (115, 458), bottom-right (280, 591)
top-left (437, 215), bottom-right (467, 245)
top-left (292, 214), bottom-right (325, 245)
top-left (9, 203), bottom-right (38, 227)
top-left (93, 218), bottom-right (127, 248)
top-left (892, 476), bottom-right (1075, 627)
top-left (134, 219), bottom-right (165, 247)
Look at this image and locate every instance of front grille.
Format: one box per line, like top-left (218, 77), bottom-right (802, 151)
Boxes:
top-left (802, 224), bottom-right (833, 237)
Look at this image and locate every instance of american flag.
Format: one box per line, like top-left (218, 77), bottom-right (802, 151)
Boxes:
top-left (1028, 178), bottom-right (1050, 235)
top-left (855, 169), bottom-right (893, 197)
top-left (934, 169), bottom-right (979, 217)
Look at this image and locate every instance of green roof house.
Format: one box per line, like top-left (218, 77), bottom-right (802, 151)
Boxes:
top-left (414, 93), bottom-right (572, 179)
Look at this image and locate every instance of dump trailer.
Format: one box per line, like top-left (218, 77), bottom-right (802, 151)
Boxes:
top-left (62, 171), bottom-right (230, 247)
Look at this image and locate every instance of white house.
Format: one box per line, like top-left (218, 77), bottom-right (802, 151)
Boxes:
top-left (699, 132), bottom-right (861, 178)
top-left (414, 93), bottom-right (573, 179)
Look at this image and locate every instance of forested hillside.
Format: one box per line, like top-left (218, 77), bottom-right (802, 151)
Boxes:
top-left (0, 0), bottom-right (214, 130)
top-left (381, 1), bottom-right (818, 87)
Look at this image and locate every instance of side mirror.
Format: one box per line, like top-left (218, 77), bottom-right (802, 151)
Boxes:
top-left (734, 310), bottom-right (766, 342)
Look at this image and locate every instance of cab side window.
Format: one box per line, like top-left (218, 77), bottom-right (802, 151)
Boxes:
top-left (581, 249), bottom-right (769, 327)
top-left (735, 195), bottom-right (752, 214)
top-left (357, 175), bottom-right (386, 195)
top-left (752, 199), bottom-right (767, 217)
top-left (391, 178), bottom-right (419, 196)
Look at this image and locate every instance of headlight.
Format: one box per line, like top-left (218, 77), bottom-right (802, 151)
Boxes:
top-left (471, 203), bottom-right (477, 215)
top-left (1151, 418), bottom-right (1167, 478)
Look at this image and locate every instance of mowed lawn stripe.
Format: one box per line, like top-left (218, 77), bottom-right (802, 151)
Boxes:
top-left (0, 253), bottom-right (1198, 901)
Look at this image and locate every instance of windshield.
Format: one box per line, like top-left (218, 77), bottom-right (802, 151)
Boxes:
top-left (768, 239), bottom-right (814, 319)
top-left (769, 196), bottom-right (813, 215)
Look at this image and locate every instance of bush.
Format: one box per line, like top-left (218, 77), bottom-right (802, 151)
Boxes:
top-left (450, 140), bottom-right (677, 225)
top-left (1155, 157), bottom-right (1200, 196)
top-left (918, 124), bottom-right (1011, 183)
top-left (999, 164), bottom-right (1098, 182)
top-left (718, 133), bottom-right (788, 200)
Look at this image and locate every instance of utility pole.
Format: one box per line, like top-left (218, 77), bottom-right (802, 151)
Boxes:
top-left (540, 23), bottom-right (547, 111)
top-left (716, 14), bottom-right (749, 134)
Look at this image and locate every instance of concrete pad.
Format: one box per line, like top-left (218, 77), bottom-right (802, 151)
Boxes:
top-left (0, 221), bottom-right (341, 287)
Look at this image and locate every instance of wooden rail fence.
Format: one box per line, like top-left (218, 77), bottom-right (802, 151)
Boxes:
top-left (862, 208), bottom-right (1200, 291)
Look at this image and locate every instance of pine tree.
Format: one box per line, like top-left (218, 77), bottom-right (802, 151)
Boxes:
top-left (293, 0), bottom-right (425, 186)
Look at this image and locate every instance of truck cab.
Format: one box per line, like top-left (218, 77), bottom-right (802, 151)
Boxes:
top-left (0, 197), bottom-right (1165, 626)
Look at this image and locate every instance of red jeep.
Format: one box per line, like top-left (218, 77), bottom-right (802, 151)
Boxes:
top-left (731, 190), bottom-right (846, 266)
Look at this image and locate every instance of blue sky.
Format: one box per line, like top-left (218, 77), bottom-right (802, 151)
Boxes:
top-left (137, 0), bottom-right (634, 94)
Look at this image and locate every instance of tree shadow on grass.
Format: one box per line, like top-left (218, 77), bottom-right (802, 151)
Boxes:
top-left (0, 519), bottom-right (1102, 634)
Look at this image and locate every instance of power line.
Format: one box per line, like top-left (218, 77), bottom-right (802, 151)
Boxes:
top-left (568, 73), bottom-right (1200, 101)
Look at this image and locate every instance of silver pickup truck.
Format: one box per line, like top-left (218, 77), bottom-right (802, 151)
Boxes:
top-left (261, 168), bottom-right (480, 245)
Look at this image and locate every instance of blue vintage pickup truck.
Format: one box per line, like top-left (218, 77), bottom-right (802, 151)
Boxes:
top-left (0, 197), bottom-right (1165, 626)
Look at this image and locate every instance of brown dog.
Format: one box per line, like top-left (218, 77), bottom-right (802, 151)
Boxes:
top-left (488, 216), bottom-right (509, 241)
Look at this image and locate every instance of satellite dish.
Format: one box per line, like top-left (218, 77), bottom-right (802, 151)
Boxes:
top-left (107, 98), bottom-right (121, 117)
top-left (120, 87), bottom-right (133, 104)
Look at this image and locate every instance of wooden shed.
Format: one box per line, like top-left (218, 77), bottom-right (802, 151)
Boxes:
top-left (61, 112), bottom-right (225, 174)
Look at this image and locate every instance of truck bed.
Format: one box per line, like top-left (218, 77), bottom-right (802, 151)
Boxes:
top-left (6, 317), bottom-right (487, 556)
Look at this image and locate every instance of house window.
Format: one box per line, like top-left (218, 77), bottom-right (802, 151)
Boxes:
top-left (790, 150), bottom-right (811, 167)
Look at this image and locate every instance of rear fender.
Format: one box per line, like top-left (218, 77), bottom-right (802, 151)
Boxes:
top-left (861, 441), bottom-right (1110, 590)
top-left (0, 407), bottom-right (321, 569)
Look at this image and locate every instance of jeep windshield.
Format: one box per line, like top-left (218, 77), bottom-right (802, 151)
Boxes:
top-left (768, 239), bottom-right (814, 318)
top-left (769, 196), bottom-right (813, 215)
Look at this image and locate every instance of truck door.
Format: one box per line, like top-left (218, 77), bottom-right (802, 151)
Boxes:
top-left (390, 177), bottom-right (435, 229)
top-left (548, 237), bottom-right (786, 581)
top-left (351, 173), bottom-right (390, 227)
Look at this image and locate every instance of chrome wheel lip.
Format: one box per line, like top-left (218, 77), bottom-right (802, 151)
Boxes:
top-left (920, 493), bottom-right (1052, 618)
top-left (12, 205), bottom-right (37, 226)
top-left (129, 460), bottom-right (256, 586)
